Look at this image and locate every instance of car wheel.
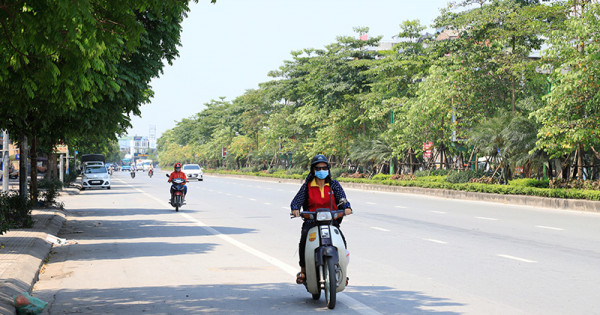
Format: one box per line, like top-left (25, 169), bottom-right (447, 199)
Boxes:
top-left (107, 186), bottom-right (111, 190)
top-left (80, 187), bottom-right (85, 191)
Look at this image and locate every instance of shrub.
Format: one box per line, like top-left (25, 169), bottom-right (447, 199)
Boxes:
top-left (38, 179), bottom-right (64, 208)
top-left (469, 176), bottom-right (498, 184)
top-left (391, 174), bottom-right (417, 181)
top-left (414, 169), bottom-right (454, 177)
top-left (509, 178), bottom-right (550, 188)
top-left (372, 174), bottom-right (392, 181)
top-left (446, 170), bottom-right (486, 184)
top-left (329, 167), bottom-right (346, 179)
top-left (0, 192), bottom-right (32, 234)
top-left (339, 172), bottom-right (369, 178)
top-left (285, 167), bottom-right (305, 176)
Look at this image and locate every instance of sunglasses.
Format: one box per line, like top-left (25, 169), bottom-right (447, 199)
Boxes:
top-left (314, 166), bottom-right (329, 171)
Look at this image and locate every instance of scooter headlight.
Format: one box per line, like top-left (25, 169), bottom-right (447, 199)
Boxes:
top-left (316, 211), bottom-right (332, 221)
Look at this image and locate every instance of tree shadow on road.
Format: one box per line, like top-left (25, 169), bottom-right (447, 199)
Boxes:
top-left (34, 282), bottom-right (464, 314)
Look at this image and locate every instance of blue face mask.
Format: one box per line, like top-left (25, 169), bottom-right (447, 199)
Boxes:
top-left (315, 170), bottom-right (329, 179)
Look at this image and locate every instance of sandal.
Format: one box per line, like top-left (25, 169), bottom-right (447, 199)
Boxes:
top-left (296, 272), bottom-right (306, 284)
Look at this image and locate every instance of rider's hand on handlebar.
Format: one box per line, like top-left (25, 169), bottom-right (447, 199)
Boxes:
top-left (291, 210), bottom-right (300, 217)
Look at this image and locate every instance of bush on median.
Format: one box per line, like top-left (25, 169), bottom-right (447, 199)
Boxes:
top-left (203, 169), bottom-right (600, 202)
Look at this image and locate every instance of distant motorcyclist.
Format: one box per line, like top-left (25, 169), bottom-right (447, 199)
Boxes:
top-left (168, 163), bottom-right (187, 200)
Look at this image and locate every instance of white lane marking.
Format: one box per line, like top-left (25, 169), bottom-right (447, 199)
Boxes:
top-left (395, 206), bottom-right (407, 209)
top-left (366, 202), bottom-right (377, 205)
top-left (248, 198), bottom-right (257, 201)
top-left (225, 193), bottom-right (232, 196)
top-left (116, 179), bottom-right (382, 315)
top-left (237, 195), bottom-right (243, 198)
top-left (423, 238), bottom-right (448, 244)
top-left (476, 216), bottom-right (499, 221)
top-left (371, 227), bottom-right (390, 232)
top-left (497, 254), bottom-right (537, 263)
top-left (431, 211), bottom-right (446, 214)
top-left (264, 202), bottom-right (272, 206)
top-left (536, 225), bottom-right (564, 231)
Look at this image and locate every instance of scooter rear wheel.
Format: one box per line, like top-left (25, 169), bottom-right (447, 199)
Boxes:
top-left (324, 257), bottom-right (337, 309)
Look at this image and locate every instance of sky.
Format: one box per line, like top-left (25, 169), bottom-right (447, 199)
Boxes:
top-left (126, 0), bottom-right (454, 141)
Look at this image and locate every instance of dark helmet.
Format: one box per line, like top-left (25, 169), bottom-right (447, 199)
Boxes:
top-left (311, 154), bottom-right (329, 167)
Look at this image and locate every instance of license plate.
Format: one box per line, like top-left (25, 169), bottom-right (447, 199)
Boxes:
top-left (90, 180), bottom-right (102, 185)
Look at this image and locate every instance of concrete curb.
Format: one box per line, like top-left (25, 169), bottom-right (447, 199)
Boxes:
top-left (206, 173), bottom-right (600, 213)
top-left (0, 209), bottom-right (66, 315)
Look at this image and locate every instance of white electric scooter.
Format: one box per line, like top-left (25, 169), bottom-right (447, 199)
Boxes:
top-left (294, 199), bottom-right (350, 309)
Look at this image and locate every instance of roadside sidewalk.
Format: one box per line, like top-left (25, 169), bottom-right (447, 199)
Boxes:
top-left (0, 187), bottom-right (78, 315)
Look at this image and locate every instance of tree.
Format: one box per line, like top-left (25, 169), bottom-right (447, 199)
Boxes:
top-left (533, 1), bottom-right (600, 179)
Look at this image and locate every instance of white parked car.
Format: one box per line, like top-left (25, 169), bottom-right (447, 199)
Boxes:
top-left (81, 165), bottom-right (111, 190)
top-left (182, 164), bottom-right (203, 181)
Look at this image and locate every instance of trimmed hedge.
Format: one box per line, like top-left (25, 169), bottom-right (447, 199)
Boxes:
top-left (205, 169), bottom-right (600, 202)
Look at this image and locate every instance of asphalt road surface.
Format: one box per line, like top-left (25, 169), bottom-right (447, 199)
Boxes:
top-left (33, 170), bottom-right (600, 314)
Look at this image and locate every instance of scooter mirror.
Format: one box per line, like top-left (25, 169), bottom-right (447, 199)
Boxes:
top-left (337, 198), bottom-right (347, 206)
top-left (165, 174), bottom-right (170, 177)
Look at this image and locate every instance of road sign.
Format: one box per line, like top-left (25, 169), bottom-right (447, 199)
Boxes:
top-left (54, 144), bottom-right (68, 154)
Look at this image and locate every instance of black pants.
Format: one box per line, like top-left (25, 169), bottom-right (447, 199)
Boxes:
top-left (298, 219), bottom-right (346, 268)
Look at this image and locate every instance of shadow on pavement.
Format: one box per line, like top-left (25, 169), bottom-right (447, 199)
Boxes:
top-left (47, 241), bottom-right (219, 261)
top-left (58, 216), bottom-right (255, 240)
top-left (34, 283), bottom-right (463, 314)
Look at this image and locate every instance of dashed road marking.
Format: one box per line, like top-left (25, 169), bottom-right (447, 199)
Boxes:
top-left (497, 254), bottom-right (536, 263)
top-left (117, 177), bottom-right (382, 315)
top-left (431, 211), bottom-right (446, 214)
top-left (476, 216), bottom-right (499, 221)
top-left (371, 227), bottom-right (390, 232)
top-left (395, 205), bottom-right (407, 209)
top-left (366, 202), bottom-right (377, 205)
top-left (423, 238), bottom-right (448, 244)
top-left (264, 202), bottom-right (272, 205)
top-left (536, 225), bottom-right (564, 231)
top-left (248, 198), bottom-right (257, 201)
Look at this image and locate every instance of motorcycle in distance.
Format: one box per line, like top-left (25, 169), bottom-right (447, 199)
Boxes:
top-left (148, 169), bottom-right (153, 178)
top-left (292, 198), bottom-right (350, 309)
top-left (130, 169), bottom-right (135, 179)
top-left (165, 174), bottom-right (185, 211)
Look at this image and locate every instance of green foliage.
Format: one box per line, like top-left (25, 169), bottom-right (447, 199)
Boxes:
top-left (154, 0), bottom-right (597, 188)
top-left (372, 174), bottom-right (392, 181)
top-left (509, 178), bottom-right (550, 188)
top-left (38, 179), bottom-right (65, 208)
top-left (414, 169), bottom-right (453, 177)
top-left (446, 170), bottom-right (487, 183)
top-left (0, 192), bottom-right (33, 234)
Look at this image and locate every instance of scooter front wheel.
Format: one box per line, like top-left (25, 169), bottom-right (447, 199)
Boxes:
top-left (324, 257), bottom-right (337, 309)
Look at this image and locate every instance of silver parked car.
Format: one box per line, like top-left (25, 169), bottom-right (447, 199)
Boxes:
top-left (81, 165), bottom-right (111, 190)
top-left (182, 164), bottom-right (203, 181)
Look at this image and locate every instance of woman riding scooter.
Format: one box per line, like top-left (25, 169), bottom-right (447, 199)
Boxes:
top-left (290, 154), bottom-right (352, 285)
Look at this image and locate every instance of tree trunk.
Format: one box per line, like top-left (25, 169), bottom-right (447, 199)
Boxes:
top-left (409, 148), bottom-right (414, 175)
top-left (577, 143), bottom-right (584, 180)
top-left (48, 153), bottom-right (58, 181)
top-left (29, 136), bottom-right (38, 202)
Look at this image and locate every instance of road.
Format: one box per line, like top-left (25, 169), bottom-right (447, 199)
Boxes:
top-left (33, 170), bottom-right (600, 314)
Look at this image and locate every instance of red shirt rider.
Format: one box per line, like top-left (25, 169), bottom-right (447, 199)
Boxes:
top-left (168, 163), bottom-right (188, 195)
